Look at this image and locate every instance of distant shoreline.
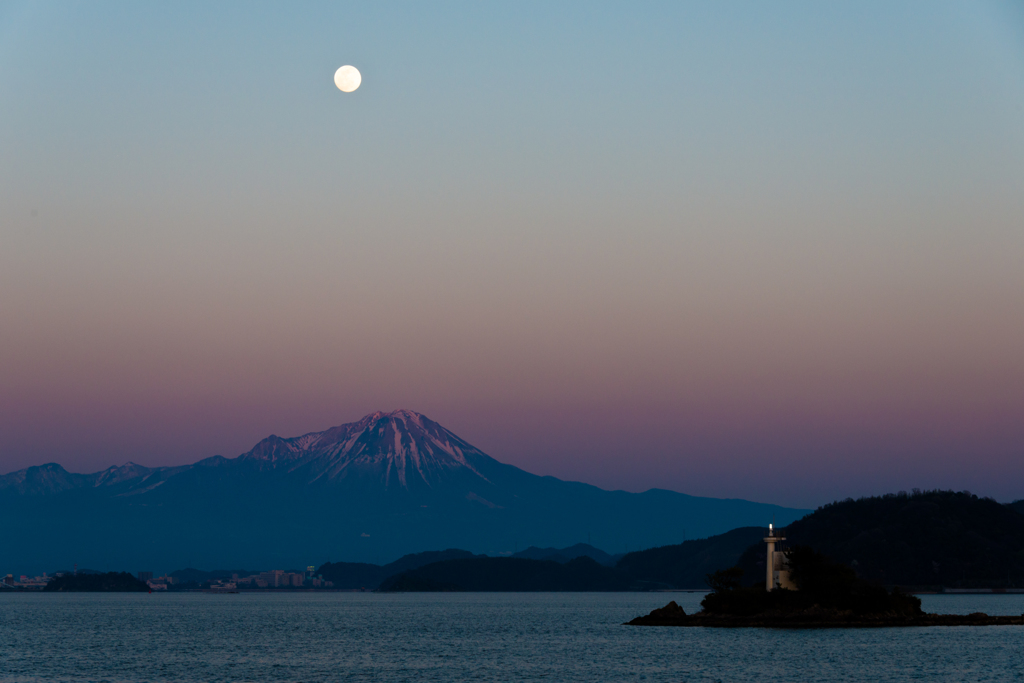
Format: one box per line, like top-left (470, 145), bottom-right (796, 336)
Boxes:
top-left (6, 588), bottom-right (1024, 595)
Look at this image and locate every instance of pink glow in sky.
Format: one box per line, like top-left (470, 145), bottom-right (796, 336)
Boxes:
top-left (1, 2), bottom-right (1023, 508)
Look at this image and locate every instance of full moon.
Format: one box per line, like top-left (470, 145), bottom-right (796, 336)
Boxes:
top-left (334, 65), bottom-right (361, 93)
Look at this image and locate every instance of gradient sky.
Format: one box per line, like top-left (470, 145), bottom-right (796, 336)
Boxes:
top-left (1, 1), bottom-right (1023, 508)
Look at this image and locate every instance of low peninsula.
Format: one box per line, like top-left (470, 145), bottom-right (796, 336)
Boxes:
top-left (628, 547), bottom-right (1024, 628)
top-left (43, 572), bottom-right (150, 592)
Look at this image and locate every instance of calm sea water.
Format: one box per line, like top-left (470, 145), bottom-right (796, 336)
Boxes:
top-left (1, 592), bottom-right (1022, 682)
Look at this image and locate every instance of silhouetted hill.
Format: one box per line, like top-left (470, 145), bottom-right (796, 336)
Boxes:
top-left (378, 556), bottom-right (632, 591)
top-left (318, 549), bottom-right (481, 589)
top-left (615, 527), bottom-right (767, 588)
top-left (43, 571), bottom-right (149, 592)
top-left (512, 543), bottom-right (618, 566)
top-left (381, 549), bottom-right (481, 574)
top-left (1010, 500), bottom-right (1024, 517)
top-left (735, 491), bottom-right (1024, 588)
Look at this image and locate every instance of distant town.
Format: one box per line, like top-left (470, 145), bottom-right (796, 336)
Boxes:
top-left (2, 567), bottom-right (335, 591)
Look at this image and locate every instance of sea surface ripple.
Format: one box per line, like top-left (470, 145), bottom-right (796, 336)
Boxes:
top-left (2, 592), bottom-right (1022, 682)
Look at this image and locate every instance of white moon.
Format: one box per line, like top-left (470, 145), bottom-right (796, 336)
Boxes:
top-left (334, 65), bottom-right (361, 93)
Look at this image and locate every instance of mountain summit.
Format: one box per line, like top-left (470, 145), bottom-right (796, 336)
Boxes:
top-left (0, 410), bottom-right (809, 573)
top-left (239, 409), bottom-right (488, 488)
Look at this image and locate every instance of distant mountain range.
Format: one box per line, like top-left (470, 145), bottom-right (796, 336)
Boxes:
top-left (0, 409), bottom-right (808, 573)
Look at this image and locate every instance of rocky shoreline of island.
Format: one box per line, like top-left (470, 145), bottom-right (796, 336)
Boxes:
top-left (628, 545), bottom-right (1024, 629)
top-left (626, 600), bottom-right (1024, 628)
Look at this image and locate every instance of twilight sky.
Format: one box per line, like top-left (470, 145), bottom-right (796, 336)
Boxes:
top-left (1, 1), bottom-right (1023, 508)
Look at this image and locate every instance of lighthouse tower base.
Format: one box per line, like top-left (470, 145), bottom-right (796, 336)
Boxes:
top-left (764, 527), bottom-right (797, 591)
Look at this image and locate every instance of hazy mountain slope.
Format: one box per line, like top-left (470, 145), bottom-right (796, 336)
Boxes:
top-left (0, 410), bottom-right (809, 574)
top-left (513, 543), bottom-right (618, 566)
top-left (317, 549), bottom-right (482, 589)
top-left (615, 526), bottom-right (767, 588)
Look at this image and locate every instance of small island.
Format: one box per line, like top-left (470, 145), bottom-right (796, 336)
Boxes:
top-left (628, 545), bottom-right (1024, 628)
top-left (43, 572), bottom-right (150, 592)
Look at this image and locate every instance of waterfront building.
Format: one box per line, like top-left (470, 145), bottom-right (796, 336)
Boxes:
top-left (258, 570), bottom-right (289, 587)
top-left (12, 573), bottom-right (52, 589)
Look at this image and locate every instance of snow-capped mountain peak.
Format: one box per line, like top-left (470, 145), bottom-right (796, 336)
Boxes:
top-left (92, 462), bottom-right (152, 487)
top-left (240, 410), bottom-right (490, 488)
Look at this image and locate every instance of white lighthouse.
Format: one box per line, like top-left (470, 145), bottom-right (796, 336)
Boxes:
top-left (764, 523), bottom-right (796, 591)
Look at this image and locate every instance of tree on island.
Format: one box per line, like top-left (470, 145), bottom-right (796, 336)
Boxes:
top-left (700, 546), bottom-right (922, 617)
top-left (629, 541), bottom-right (1024, 627)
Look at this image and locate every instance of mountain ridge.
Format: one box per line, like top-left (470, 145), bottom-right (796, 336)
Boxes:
top-left (1, 410), bottom-right (491, 494)
top-left (0, 410), bottom-right (810, 574)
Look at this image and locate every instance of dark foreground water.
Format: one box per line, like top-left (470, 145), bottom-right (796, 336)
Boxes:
top-left (1, 592), bottom-right (1022, 682)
